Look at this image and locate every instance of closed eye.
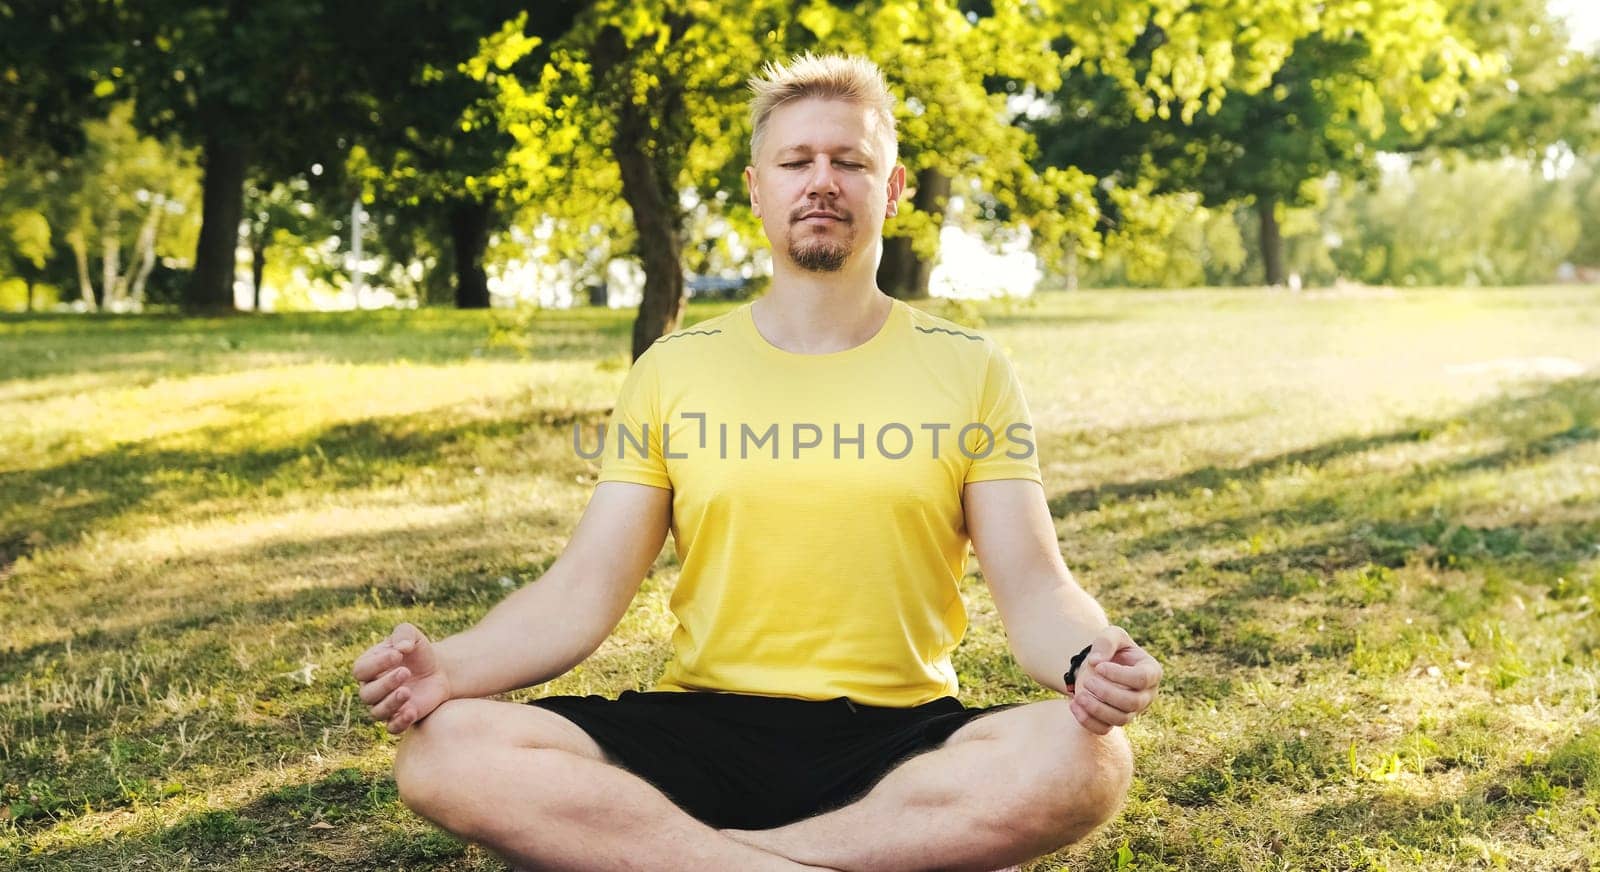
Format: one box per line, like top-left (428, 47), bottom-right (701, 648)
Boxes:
top-left (782, 161), bottom-right (865, 170)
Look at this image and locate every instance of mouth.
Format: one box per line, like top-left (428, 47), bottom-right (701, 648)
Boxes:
top-left (797, 212), bottom-right (845, 224)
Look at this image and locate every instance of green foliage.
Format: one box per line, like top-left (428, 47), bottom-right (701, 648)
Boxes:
top-left (0, 0), bottom-right (109, 159)
top-left (0, 102), bottom-right (202, 310)
top-left (1325, 156), bottom-right (1592, 286)
top-left (1080, 149), bottom-right (1600, 288)
top-left (470, 0), bottom-right (1164, 301)
top-left (3, 210), bottom-right (51, 270)
top-left (0, 279), bottom-right (59, 312)
top-left (1080, 186), bottom-right (1249, 287)
top-left (469, 2), bottom-right (769, 271)
top-left (1412, 0), bottom-right (1600, 159)
top-left (1035, 0), bottom-right (1501, 282)
top-left (111, 1), bottom-right (358, 177)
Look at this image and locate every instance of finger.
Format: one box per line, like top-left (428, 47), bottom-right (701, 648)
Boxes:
top-left (357, 666), bottom-right (410, 706)
top-left (1097, 658), bottom-right (1162, 691)
top-left (1076, 671), bottom-right (1145, 712)
top-left (1070, 694), bottom-right (1114, 735)
top-left (388, 705), bottom-right (418, 734)
top-left (352, 643), bottom-right (400, 681)
top-left (1073, 687), bottom-right (1133, 728)
top-left (369, 686), bottom-right (411, 722)
top-left (1086, 625), bottom-right (1133, 668)
top-left (1111, 641), bottom-right (1155, 668)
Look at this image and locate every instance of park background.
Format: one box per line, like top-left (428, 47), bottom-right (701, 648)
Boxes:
top-left (3, 1), bottom-right (1599, 869)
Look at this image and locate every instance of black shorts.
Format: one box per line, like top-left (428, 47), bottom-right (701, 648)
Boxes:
top-left (526, 690), bottom-right (1020, 830)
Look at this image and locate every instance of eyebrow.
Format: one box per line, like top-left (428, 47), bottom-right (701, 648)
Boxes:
top-left (775, 145), bottom-right (871, 160)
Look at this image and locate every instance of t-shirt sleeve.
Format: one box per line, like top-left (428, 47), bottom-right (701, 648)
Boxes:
top-left (596, 348), bottom-right (672, 490)
top-left (962, 343), bottom-right (1044, 485)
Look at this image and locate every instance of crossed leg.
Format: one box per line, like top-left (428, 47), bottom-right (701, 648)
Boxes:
top-left (394, 697), bottom-right (1131, 872)
top-left (724, 699), bottom-right (1134, 871)
top-left (393, 698), bottom-right (825, 871)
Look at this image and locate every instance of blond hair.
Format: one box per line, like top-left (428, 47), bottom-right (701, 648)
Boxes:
top-left (748, 53), bottom-right (898, 168)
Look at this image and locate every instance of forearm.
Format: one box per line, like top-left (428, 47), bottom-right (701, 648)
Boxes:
top-left (432, 567), bottom-right (613, 699)
top-left (1001, 572), bottom-right (1109, 695)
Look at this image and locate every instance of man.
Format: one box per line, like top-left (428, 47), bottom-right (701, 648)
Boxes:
top-left (353, 53), bottom-right (1162, 872)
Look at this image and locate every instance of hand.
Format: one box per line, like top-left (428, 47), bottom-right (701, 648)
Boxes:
top-left (1067, 625), bottom-right (1162, 735)
top-left (352, 623), bottom-right (452, 734)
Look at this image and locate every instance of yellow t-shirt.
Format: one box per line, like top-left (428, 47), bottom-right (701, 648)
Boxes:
top-left (594, 297), bottom-right (1042, 707)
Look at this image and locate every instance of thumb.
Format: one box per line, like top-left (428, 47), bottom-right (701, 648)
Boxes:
top-left (1085, 626), bottom-right (1126, 668)
top-left (390, 622), bottom-right (427, 654)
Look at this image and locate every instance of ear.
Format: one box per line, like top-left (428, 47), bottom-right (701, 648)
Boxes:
top-left (744, 165), bottom-right (761, 218)
top-left (886, 164), bottom-right (907, 218)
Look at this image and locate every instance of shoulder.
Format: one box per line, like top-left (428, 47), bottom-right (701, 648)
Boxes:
top-left (635, 306), bottom-right (744, 367)
top-left (900, 301), bottom-right (1006, 362)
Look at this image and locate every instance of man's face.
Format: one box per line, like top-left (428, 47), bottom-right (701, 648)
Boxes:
top-left (745, 98), bottom-right (905, 274)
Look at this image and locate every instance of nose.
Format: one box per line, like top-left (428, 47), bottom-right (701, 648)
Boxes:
top-left (804, 156), bottom-right (840, 198)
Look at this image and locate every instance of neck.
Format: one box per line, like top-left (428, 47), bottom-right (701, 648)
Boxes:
top-left (754, 253), bottom-right (891, 354)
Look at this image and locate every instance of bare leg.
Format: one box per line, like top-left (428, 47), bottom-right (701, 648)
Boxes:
top-left (395, 698), bottom-right (834, 872)
top-left (723, 699), bottom-right (1133, 872)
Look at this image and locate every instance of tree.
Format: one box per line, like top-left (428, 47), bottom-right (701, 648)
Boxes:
top-left (1411, 0), bottom-right (1600, 160)
top-left (475, 0), bottom-right (1133, 352)
top-left (0, 102), bottom-right (202, 311)
top-left (0, 0), bottom-right (113, 161)
top-left (734, 0), bottom-right (1295, 300)
top-left (1030, 0), bottom-right (1496, 286)
top-left (103, 1), bottom-right (368, 312)
top-left (65, 104), bottom-right (201, 311)
top-left (340, 2), bottom-right (588, 309)
top-left (471, 1), bottom-right (781, 358)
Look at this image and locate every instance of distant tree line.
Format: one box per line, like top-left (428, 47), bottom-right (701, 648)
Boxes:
top-left (2, 1), bottom-right (1595, 356)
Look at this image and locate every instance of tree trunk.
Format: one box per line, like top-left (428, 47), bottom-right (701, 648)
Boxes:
top-left (69, 230), bottom-right (96, 311)
top-left (1063, 236), bottom-right (1080, 291)
top-left (1258, 196), bottom-right (1286, 287)
top-left (24, 279), bottom-right (33, 313)
top-left (877, 169), bottom-right (951, 300)
top-left (186, 135), bottom-right (248, 312)
top-left (101, 211), bottom-right (121, 309)
top-left (252, 231), bottom-right (267, 312)
top-left (616, 129), bottom-right (686, 360)
top-left (593, 24), bottom-right (687, 360)
top-left (449, 198), bottom-right (492, 309)
top-left (128, 195), bottom-right (164, 311)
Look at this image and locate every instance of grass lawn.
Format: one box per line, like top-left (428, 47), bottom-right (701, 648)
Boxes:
top-left (2, 287), bottom-right (1598, 870)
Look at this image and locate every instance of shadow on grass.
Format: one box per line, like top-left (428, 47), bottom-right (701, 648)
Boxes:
top-left (1048, 376), bottom-right (1599, 517)
top-left (1057, 378), bottom-right (1599, 573)
top-left (0, 491), bottom-right (670, 839)
top-left (0, 399), bottom-right (611, 562)
top-left (1051, 377), bottom-right (1600, 675)
top-left (14, 703), bottom-right (1576, 872)
top-left (0, 303), bottom-right (768, 389)
top-left (0, 509), bottom-right (566, 677)
top-left (9, 764), bottom-right (486, 871)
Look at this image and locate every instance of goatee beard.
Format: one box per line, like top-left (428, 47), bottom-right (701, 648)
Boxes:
top-left (791, 239), bottom-right (849, 272)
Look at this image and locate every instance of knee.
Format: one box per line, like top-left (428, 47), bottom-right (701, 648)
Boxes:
top-left (1017, 717), bottom-right (1134, 849)
top-left (393, 699), bottom-right (485, 816)
top-left (1084, 726), bottom-right (1134, 819)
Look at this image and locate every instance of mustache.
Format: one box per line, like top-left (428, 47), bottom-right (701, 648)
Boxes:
top-left (790, 207), bottom-right (850, 222)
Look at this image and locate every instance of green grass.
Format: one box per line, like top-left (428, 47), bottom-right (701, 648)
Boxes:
top-left (2, 287), bottom-right (1598, 870)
